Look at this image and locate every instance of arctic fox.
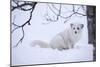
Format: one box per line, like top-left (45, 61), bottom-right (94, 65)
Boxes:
top-left (31, 23), bottom-right (84, 50)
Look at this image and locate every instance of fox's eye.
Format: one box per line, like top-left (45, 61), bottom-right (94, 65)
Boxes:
top-left (77, 27), bottom-right (79, 30)
top-left (73, 28), bottom-right (75, 30)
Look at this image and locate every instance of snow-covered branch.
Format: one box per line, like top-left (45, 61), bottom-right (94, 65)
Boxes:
top-left (11, 0), bottom-right (37, 11)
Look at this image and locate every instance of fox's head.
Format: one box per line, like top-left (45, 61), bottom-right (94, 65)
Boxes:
top-left (70, 23), bottom-right (84, 35)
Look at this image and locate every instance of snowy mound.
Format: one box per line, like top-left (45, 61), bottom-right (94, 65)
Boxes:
top-left (12, 44), bottom-right (93, 66)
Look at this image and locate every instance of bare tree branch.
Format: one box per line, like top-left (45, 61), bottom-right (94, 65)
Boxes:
top-left (11, 1), bottom-right (37, 11)
top-left (63, 5), bottom-right (86, 23)
top-left (72, 5), bottom-right (75, 12)
top-left (44, 4), bottom-right (61, 23)
top-left (11, 1), bottom-right (37, 47)
top-left (13, 27), bottom-right (25, 47)
top-left (44, 4), bottom-right (87, 23)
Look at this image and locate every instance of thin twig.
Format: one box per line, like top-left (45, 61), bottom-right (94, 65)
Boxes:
top-left (72, 5), bottom-right (75, 12)
top-left (44, 4), bottom-right (62, 23)
top-left (52, 4), bottom-right (59, 11)
top-left (13, 27), bottom-right (25, 47)
top-left (47, 4), bottom-right (58, 16)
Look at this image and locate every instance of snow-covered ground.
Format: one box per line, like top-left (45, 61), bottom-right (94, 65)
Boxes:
top-left (11, 2), bottom-right (93, 66)
top-left (12, 44), bottom-right (93, 66)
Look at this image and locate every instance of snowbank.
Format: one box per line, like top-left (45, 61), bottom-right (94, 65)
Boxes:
top-left (12, 44), bottom-right (93, 66)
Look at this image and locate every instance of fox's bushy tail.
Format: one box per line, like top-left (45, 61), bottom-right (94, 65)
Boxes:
top-left (31, 40), bottom-right (50, 48)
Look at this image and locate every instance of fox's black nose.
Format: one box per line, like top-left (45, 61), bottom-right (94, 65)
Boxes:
top-left (75, 31), bottom-right (77, 34)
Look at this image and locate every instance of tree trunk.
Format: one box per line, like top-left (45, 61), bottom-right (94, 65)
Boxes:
top-left (87, 6), bottom-right (96, 61)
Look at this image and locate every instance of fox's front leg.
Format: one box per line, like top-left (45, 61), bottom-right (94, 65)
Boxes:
top-left (68, 44), bottom-right (74, 49)
top-left (67, 40), bottom-right (74, 49)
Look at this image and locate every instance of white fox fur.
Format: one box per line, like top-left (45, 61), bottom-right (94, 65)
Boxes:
top-left (31, 23), bottom-right (84, 50)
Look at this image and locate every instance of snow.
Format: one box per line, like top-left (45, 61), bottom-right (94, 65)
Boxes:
top-left (12, 44), bottom-right (93, 66)
top-left (11, 2), bottom-right (93, 66)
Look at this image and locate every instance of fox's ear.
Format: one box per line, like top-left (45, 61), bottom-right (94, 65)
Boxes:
top-left (80, 24), bottom-right (84, 29)
top-left (70, 23), bottom-right (73, 28)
